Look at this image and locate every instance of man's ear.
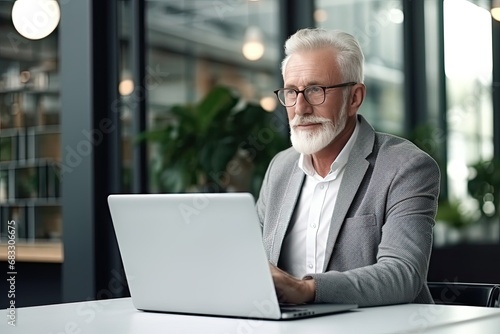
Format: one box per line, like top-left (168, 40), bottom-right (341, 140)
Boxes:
top-left (348, 83), bottom-right (366, 115)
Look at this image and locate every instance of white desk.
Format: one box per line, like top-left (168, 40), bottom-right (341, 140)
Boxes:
top-left (3, 298), bottom-right (500, 334)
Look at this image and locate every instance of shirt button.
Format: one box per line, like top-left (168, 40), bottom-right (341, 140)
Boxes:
top-left (311, 224), bottom-right (316, 228)
top-left (308, 264), bottom-right (313, 269)
top-left (319, 184), bottom-right (324, 189)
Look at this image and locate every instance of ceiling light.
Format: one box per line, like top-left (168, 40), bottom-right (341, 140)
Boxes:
top-left (492, 0), bottom-right (500, 21)
top-left (119, 79), bottom-right (134, 96)
top-left (242, 26), bottom-right (264, 61)
top-left (389, 8), bottom-right (404, 24)
top-left (314, 9), bottom-right (328, 23)
top-left (260, 96), bottom-right (277, 112)
top-left (11, 0), bottom-right (60, 40)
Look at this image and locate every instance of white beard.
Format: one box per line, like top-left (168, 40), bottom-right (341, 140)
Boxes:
top-left (289, 105), bottom-right (348, 155)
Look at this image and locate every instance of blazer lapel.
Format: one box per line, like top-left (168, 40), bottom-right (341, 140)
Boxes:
top-left (269, 161), bottom-right (304, 264)
top-left (322, 115), bottom-right (374, 271)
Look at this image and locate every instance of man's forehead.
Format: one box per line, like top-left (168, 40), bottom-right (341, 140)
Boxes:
top-left (284, 50), bottom-right (340, 83)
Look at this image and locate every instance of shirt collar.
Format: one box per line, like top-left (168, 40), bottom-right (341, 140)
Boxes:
top-left (298, 119), bottom-right (360, 179)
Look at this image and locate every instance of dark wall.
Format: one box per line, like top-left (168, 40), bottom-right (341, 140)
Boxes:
top-left (1, 262), bottom-right (61, 309)
top-left (1, 261), bottom-right (131, 309)
top-left (428, 245), bottom-right (500, 284)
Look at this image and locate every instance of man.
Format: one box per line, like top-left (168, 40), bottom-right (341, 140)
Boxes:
top-left (256, 28), bottom-right (440, 307)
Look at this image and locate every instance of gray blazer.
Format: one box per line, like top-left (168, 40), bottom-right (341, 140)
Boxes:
top-left (256, 115), bottom-right (440, 307)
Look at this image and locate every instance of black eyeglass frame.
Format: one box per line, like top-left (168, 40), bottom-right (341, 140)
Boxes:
top-left (273, 81), bottom-right (357, 107)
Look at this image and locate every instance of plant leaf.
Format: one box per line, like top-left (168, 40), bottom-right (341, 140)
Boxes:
top-left (196, 86), bottom-right (238, 133)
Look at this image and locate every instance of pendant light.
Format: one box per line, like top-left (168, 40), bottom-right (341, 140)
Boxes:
top-left (492, 0), bottom-right (500, 21)
top-left (242, 0), bottom-right (264, 61)
top-left (242, 26), bottom-right (264, 61)
top-left (11, 0), bottom-right (60, 40)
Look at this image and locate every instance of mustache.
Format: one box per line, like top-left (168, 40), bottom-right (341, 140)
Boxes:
top-left (290, 115), bottom-right (332, 127)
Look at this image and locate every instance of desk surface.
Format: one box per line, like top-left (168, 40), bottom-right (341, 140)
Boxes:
top-left (3, 297), bottom-right (500, 334)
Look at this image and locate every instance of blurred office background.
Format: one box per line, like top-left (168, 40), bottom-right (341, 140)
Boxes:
top-left (0, 0), bottom-right (500, 308)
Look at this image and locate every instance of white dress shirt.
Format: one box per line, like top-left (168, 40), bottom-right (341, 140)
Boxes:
top-left (279, 121), bottom-right (359, 278)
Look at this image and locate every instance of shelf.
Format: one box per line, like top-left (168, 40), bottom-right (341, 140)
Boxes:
top-left (0, 20), bottom-right (62, 263)
top-left (0, 241), bottom-right (63, 263)
top-left (0, 157), bottom-right (61, 167)
top-left (0, 198), bottom-right (61, 206)
top-left (0, 88), bottom-right (59, 95)
top-left (0, 36), bottom-right (63, 263)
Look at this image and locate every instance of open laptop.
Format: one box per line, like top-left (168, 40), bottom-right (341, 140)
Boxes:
top-left (108, 193), bottom-right (357, 320)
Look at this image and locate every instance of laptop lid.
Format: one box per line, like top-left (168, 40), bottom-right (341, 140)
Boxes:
top-left (108, 193), bottom-right (356, 320)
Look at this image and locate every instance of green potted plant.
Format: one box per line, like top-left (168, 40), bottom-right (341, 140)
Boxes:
top-left (468, 158), bottom-right (500, 223)
top-left (435, 199), bottom-right (472, 229)
top-left (139, 86), bottom-right (288, 196)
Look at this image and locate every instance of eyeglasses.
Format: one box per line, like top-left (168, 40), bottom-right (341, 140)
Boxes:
top-left (273, 82), bottom-right (357, 107)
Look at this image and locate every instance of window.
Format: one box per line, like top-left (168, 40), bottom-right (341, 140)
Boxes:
top-left (441, 0), bottom-right (497, 244)
top-left (119, 0), bottom-right (284, 194)
top-left (316, 0), bottom-right (405, 135)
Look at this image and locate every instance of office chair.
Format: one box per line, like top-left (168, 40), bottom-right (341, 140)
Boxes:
top-left (428, 282), bottom-right (500, 307)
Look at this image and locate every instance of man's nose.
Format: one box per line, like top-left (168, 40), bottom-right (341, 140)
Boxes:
top-left (293, 92), bottom-right (312, 116)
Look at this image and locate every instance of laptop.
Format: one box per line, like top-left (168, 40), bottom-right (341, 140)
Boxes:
top-left (107, 192), bottom-right (357, 320)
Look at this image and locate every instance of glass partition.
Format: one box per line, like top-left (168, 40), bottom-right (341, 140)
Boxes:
top-left (0, 2), bottom-right (62, 261)
top-left (119, 0), bottom-right (284, 194)
top-left (438, 0), bottom-right (497, 245)
top-left (316, 0), bottom-right (405, 135)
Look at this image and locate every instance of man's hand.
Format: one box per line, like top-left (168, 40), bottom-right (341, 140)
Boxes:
top-left (269, 264), bottom-right (316, 304)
